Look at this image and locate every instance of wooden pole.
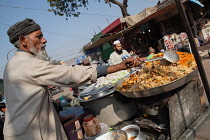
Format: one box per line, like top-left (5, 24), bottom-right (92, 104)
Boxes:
top-left (175, 0), bottom-right (210, 102)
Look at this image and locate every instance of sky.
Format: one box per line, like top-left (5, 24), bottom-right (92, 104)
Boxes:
top-left (0, 0), bottom-right (158, 78)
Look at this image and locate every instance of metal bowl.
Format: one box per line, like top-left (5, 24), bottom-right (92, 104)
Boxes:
top-left (121, 124), bottom-right (146, 140)
top-left (114, 68), bottom-right (198, 98)
top-left (95, 130), bottom-right (128, 140)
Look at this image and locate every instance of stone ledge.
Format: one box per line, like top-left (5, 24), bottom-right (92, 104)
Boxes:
top-left (178, 106), bottom-right (210, 140)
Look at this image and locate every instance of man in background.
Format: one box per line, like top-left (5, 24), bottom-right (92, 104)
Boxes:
top-left (109, 40), bottom-right (130, 65)
top-left (197, 30), bottom-right (210, 46)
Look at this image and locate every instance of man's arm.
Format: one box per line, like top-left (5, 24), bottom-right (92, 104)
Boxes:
top-left (108, 57), bottom-right (141, 73)
top-left (28, 59), bottom-right (98, 87)
top-left (97, 57), bottom-right (142, 77)
top-left (28, 56), bottom-right (141, 87)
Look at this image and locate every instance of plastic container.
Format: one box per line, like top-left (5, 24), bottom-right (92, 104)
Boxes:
top-left (121, 124), bottom-right (146, 140)
top-left (59, 96), bottom-right (69, 110)
top-left (82, 114), bottom-right (101, 137)
top-left (0, 97), bottom-right (6, 103)
top-left (84, 123), bottom-right (109, 140)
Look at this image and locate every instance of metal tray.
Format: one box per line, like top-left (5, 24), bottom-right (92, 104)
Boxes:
top-left (114, 68), bottom-right (198, 98)
top-left (78, 84), bottom-right (115, 102)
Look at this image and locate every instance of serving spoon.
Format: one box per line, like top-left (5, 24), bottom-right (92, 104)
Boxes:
top-left (144, 50), bottom-right (180, 63)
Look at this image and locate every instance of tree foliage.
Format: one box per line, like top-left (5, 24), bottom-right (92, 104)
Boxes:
top-left (47, 0), bottom-right (130, 19)
top-left (47, 0), bottom-right (89, 19)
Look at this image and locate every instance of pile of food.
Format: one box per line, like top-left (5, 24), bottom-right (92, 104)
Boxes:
top-left (95, 70), bottom-right (129, 88)
top-left (117, 52), bottom-right (197, 92)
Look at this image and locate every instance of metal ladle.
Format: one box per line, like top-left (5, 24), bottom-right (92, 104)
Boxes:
top-left (144, 50), bottom-right (180, 63)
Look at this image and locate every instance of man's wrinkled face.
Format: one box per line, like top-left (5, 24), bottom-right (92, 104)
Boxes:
top-left (115, 43), bottom-right (123, 54)
top-left (26, 30), bottom-right (49, 61)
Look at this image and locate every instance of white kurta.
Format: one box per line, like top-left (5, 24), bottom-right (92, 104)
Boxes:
top-left (3, 51), bottom-right (97, 140)
top-left (109, 50), bottom-right (130, 65)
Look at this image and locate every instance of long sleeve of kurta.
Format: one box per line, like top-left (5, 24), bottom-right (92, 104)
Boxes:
top-left (3, 52), bottom-right (98, 139)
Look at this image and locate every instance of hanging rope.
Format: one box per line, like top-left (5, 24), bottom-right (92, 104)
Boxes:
top-left (7, 48), bottom-right (16, 61)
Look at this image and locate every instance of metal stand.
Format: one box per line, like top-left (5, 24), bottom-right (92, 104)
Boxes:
top-left (175, 0), bottom-right (210, 102)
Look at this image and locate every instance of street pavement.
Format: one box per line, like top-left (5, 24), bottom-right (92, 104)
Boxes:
top-left (194, 117), bottom-right (210, 140)
top-left (179, 55), bottom-right (210, 140)
top-left (193, 56), bottom-right (210, 140)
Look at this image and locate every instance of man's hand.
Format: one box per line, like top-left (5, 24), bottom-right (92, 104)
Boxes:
top-left (123, 56), bottom-right (143, 69)
top-left (106, 56), bottom-right (144, 74)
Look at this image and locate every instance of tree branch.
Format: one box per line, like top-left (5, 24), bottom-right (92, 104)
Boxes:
top-left (123, 0), bottom-right (128, 6)
top-left (108, 0), bottom-right (130, 17)
top-left (108, 0), bottom-right (124, 7)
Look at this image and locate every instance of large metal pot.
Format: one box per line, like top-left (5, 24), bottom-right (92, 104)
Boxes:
top-left (80, 91), bottom-right (138, 126)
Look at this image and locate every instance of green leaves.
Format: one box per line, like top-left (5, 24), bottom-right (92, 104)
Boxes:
top-left (47, 0), bottom-right (89, 19)
top-left (46, 0), bottom-right (130, 19)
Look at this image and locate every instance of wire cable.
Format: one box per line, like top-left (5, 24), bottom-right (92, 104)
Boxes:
top-left (47, 39), bottom-right (86, 52)
top-left (53, 52), bottom-right (83, 60)
top-left (0, 23), bottom-right (11, 26)
top-left (0, 5), bottom-right (119, 17)
top-left (43, 31), bottom-right (91, 39)
top-left (0, 22), bottom-right (91, 39)
top-left (52, 48), bottom-right (81, 57)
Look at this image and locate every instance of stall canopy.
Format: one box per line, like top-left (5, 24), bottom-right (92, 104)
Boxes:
top-left (102, 18), bottom-right (127, 34)
top-left (83, 0), bottom-right (189, 51)
top-left (124, 7), bottom-right (157, 26)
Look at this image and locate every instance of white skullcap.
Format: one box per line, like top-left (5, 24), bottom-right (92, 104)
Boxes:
top-left (113, 40), bottom-right (120, 45)
top-left (160, 49), bottom-right (165, 52)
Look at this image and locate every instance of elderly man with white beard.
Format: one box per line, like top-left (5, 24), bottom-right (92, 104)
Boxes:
top-left (3, 18), bottom-right (142, 140)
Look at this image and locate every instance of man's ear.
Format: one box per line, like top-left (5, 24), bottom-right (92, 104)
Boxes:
top-left (19, 36), bottom-right (27, 46)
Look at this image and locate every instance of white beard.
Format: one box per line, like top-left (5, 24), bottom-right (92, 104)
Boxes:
top-left (29, 44), bottom-right (50, 61)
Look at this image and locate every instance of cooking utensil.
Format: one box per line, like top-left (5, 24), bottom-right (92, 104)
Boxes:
top-left (114, 68), bottom-right (198, 98)
top-left (78, 84), bottom-right (115, 102)
top-left (144, 50), bottom-right (180, 63)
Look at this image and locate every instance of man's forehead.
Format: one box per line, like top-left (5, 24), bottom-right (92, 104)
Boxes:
top-left (115, 43), bottom-right (122, 46)
top-left (29, 30), bottom-right (42, 35)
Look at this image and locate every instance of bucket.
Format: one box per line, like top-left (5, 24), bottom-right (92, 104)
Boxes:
top-left (121, 124), bottom-right (146, 140)
top-left (81, 91), bottom-right (138, 126)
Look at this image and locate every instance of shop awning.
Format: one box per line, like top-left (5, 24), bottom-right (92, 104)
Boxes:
top-left (83, 0), bottom-right (189, 51)
top-left (83, 26), bottom-right (136, 50)
top-left (102, 18), bottom-right (127, 34)
top-left (124, 7), bottom-right (157, 26)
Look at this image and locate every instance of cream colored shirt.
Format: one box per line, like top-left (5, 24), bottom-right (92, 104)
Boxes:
top-left (109, 50), bottom-right (130, 65)
top-left (3, 51), bottom-right (97, 139)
